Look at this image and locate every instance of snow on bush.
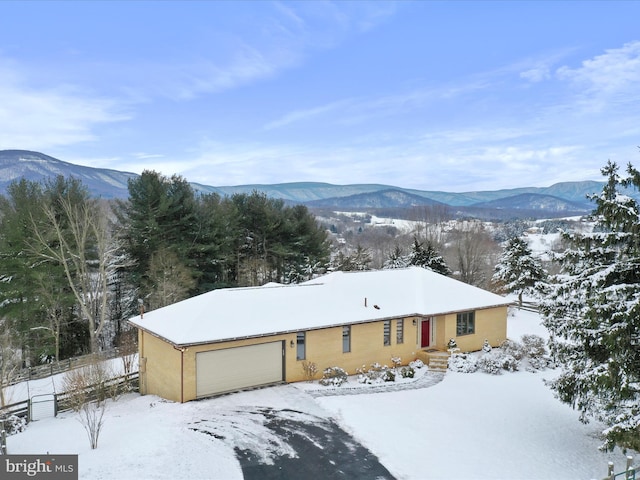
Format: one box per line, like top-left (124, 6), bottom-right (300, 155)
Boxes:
top-left (499, 338), bottom-right (525, 360)
top-left (1, 414), bottom-right (27, 435)
top-left (409, 359), bottom-right (424, 369)
top-left (320, 366), bottom-right (348, 387)
top-left (400, 366), bottom-right (415, 378)
top-left (477, 353), bottom-right (503, 375)
top-left (448, 353), bottom-right (478, 373)
top-left (482, 339), bottom-right (492, 353)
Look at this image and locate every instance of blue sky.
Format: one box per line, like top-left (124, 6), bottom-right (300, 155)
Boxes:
top-left (1, 1), bottom-right (640, 192)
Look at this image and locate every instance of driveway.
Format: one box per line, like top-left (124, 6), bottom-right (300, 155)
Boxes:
top-left (190, 406), bottom-right (395, 479)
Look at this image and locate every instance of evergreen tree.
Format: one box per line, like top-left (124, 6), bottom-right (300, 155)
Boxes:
top-left (383, 244), bottom-right (409, 269)
top-left (540, 160), bottom-right (640, 451)
top-left (408, 237), bottom-right (451, 276)
top-left (492, 236), bottom-right (545, 307)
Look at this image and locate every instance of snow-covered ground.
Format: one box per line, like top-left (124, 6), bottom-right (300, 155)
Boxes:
top-left (8, 308), bottom-right (637, 480)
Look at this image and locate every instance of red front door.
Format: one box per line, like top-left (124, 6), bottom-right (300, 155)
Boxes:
top-left (420, 319), bottom-right (431, 348)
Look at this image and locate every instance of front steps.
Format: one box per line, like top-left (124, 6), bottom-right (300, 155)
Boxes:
top-left (415, 350), bottom-right (449, 372)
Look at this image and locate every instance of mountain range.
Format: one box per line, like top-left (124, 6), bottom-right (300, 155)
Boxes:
top-left (0, 149), bottom-right (616, 218)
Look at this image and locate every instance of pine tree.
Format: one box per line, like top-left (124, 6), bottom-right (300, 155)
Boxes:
top-left (408, 237), bottom-right (451, 276)
top-left (539, 160), bottom-right (640, 451)
top-left (492, 236), bottom-right (546, 307)
top-left (383, 244), bottom-right (409, 269)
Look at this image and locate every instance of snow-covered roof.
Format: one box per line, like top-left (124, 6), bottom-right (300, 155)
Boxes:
top-left (129, 266), bottom-right (511, 347)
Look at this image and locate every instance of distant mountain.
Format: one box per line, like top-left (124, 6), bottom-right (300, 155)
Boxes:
top-left (471, 193), bottom-right (592, 212)
top-left (304, 189), bottom-right (447, 209)
top-left (0, 150), bottom-right (136, 198)
top-left (0, 150), bottom-right (624, 217)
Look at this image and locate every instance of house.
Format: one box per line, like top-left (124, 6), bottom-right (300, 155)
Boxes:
top-left (129, 266), bottom-right (512, 402)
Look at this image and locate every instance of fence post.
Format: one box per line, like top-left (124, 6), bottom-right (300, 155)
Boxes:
top-left (608, 461), bottom-right (615, 480)
top-left (626, 456), bottom-right (634, 480)
top-left (1, 420), bottom-right (6, 455)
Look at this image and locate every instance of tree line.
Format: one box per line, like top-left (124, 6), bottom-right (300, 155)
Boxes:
top-left (0, 171), bottom-right (329, 371)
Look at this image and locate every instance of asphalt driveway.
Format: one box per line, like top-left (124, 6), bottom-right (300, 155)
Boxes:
top-left (190, 407), bottom-right (395, 479)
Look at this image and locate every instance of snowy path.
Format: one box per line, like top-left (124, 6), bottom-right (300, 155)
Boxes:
top-left (298, 368), bottom-right (446, 397)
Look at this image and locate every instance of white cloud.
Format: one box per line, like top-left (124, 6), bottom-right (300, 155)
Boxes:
top-left (556, 41), bottom-right (640, 102)
top-left (0, 65), bottom-right (130, 150)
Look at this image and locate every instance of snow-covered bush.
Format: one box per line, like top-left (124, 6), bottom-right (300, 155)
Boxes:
top-left (447, 338), bottom-right (459, 354)
top-left (356, 363), bottom-right (390, 384)
top-left (0, 414), bottom-right (27, 435)
top-left (409, 359), bottom-right (424, 369)
top-left (448, 353), bottom-right (478, 373)
top-left (521, 334), bottom-right (547, 358)
top-left (482, 339), bottom-right (492, 353)
top-left (320, 366), bottom-right (348, 387)
top-left (477, 353), bottom-right (503, 375)
top-left (497, 352), bottom-right (519, 372)
top-left (499, 338), bottom-right (525, 360)
top-left (382, 369), bottom-right (396, 382)
top-left (400, 366), bottom-right (415, 378)
top-left (390, 356), bottom-right (402, 372)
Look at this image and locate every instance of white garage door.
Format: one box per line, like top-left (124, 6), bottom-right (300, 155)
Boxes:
top-left (196, 341), bottom-right (284, 397)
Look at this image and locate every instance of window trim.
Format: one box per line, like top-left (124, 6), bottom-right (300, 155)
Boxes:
top-left (342, 325), bottom-right (351, 353)
top-left (383, 320), bottom-right (391, 346)
top-left (456, 311), bottom-right (475, 336)
top-left (296, 332), bottom-right (306, 360)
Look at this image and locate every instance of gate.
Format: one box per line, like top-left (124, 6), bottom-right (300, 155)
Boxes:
top-left (29, 394), bottom-right (57, 421)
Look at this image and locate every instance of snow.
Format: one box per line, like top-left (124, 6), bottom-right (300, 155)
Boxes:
top-left (8, 308), bottom-right (637, 479)
top-left (130, 267), bottom-right (511, 346)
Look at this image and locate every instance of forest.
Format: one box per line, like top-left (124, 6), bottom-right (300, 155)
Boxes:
top-left (0, 171), bottom-right (329, 366)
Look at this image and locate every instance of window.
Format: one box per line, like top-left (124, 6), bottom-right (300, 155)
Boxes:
top-left (296, 332), bottom-right (306, 360)
top-left (383, 320), bottom-right (391, 346)
top-left (342, 325), bottom-right (351, 353)
top-left (396, 319), bottom-right (404, 344)
top-left (456, 311), bottom-right (475, 336)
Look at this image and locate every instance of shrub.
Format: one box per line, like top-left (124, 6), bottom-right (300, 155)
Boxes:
top-left (320, 366), bottom-right (348, 387)
top-left (521, 334), bottom-right (547, 358)
top-left (409, 359), bottom-right (424, 369)
top-left (0, 414), bottom-right (26, 435)
top-left (356, 363), bottom-right (384, 384)
top-left (448, 353), bottom-right (478, 373)
top-left (477, 353), bottom-right (503, 375)
top-left (390, 356), bottom-right (402, 371)
top-left (400, 366), bottom-right (415, 378)
top-left (301, 361), bottom-right (319, 382)
top-left (500, 339), bottom-right (525, 360)
top-left (382, 369), bottom-right (396, 382)
top-left (482, 339), bottom-right (492, 353)
top-left (497, 352), bottom-right (519, 372)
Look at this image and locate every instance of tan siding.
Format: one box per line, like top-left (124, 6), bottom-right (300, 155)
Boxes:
top-left (452, 306), bottom-right (508, 352)
top-left (137, 305), bottom-right (508, 402)
top-left (139, 331), bottom-right (182, 402)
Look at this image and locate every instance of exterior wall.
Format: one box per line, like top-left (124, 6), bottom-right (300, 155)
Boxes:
top-left (139, 330), bottom-right (182, 402)
top-left (450, 305), bottom-right (508, 352)
top-left (290, 316), bottom-right (423, 382)
top-left (137, 305), bottom-right (508, 403)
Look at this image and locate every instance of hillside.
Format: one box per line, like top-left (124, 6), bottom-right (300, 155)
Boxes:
top-left (0, 150), bottom-right (136, 199)
top-left (0, 150), bottom-right (616, 216)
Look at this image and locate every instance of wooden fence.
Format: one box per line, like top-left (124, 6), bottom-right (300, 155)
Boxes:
top-left (10, 349), bottom-right (123, 386)
top-left (0, 372), bottom-right (138, 424)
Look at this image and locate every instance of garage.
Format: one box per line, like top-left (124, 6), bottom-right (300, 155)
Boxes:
top-left (196, 341), bottom-right (284, 397)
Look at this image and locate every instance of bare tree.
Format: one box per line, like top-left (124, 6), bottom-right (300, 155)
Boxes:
top-left (30, 196), bottom-right (120, 353)
top-left (145, 248), bottom-right (196, 310)
top-left (62, 359), bottom-right (117, 449)
top-left (0, 323), bottom-right (20, 408)
top-left (448, 221), bottom-right (499, 288)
